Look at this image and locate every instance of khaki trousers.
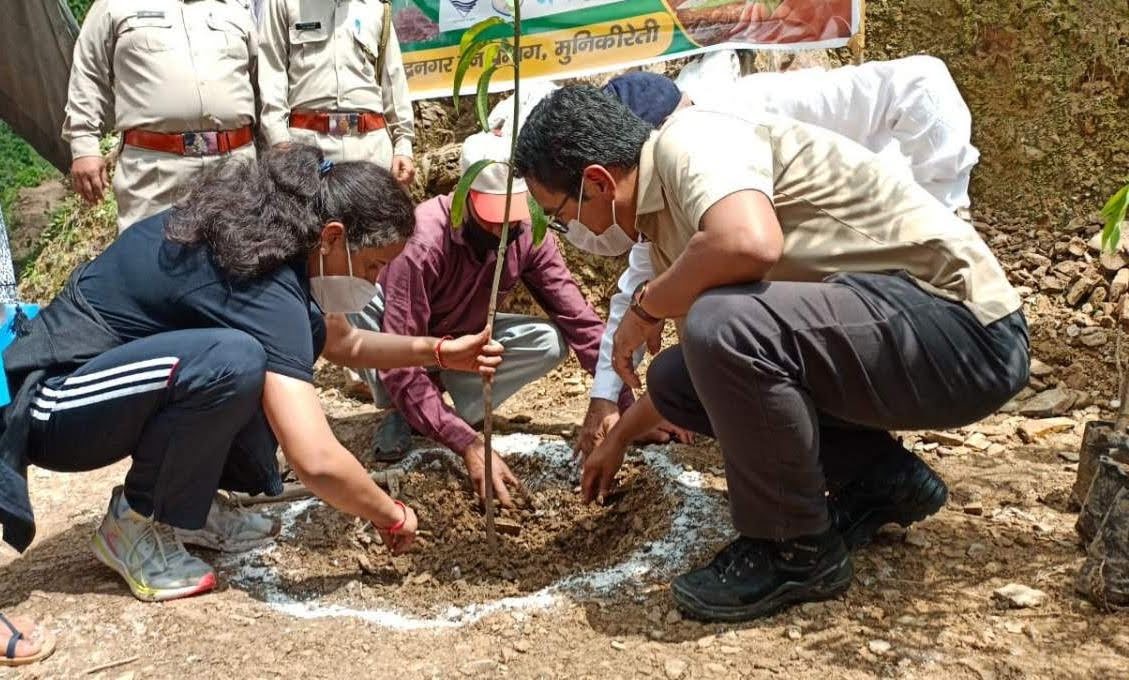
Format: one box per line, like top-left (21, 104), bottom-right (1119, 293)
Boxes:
top-left (113, 144), bottom-right (257, 232)
top-left (287, 126), bottom-right (393, 166)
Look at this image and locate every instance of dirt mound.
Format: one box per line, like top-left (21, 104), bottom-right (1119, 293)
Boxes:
top-left (255, 452), bottom-right (678, 617)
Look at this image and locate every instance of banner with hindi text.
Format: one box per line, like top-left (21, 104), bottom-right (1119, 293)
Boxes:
top-left (391, 0), bottom-right (861, 100)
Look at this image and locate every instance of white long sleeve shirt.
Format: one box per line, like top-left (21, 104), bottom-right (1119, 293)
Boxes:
top-left (590, 242), bottom-right (654, 402)
top-left (681, 54), bottom-right (979, 211)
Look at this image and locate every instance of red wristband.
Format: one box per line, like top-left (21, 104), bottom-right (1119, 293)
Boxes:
top-left (385, 500), bottom-right (408, 534)
top-left (434, 335), bottom-right (453, 369)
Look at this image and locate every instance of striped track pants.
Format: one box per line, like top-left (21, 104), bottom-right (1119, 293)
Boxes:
top-left (27, 328), bottom-right (276, 530)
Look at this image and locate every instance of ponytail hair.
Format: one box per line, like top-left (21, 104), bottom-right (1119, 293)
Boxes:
top-left (166, 144), bottom-right (415, 279)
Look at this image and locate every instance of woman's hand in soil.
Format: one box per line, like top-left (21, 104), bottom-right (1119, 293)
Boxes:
top-left (440, 327), bottom-right (504, 377)
top-left (377, 503), bottom-right (419, 554)
top-left (462, 440), bottom-right (520, 507)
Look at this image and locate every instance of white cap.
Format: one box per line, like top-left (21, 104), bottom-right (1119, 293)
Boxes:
top-left (459, 130), bottom-right (530, 223)
top-left (487, 80), bottom-right (561, 139)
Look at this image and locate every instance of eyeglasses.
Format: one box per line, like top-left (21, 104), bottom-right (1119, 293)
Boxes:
top-left (545, 194), bottom-right (570, 234)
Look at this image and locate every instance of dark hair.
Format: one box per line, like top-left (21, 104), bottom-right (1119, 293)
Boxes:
top-left (166, 144), bottom-right (415, 279)
top-left (513, 85), bottom-right (653, 194)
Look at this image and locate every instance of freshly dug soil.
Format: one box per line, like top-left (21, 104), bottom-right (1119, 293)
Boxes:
top-left (259, 453), bottom-right (678, 616)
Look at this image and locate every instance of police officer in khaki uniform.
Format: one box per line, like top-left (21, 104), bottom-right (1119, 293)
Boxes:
top-left (257, 0), bottom-right (415, 185)
top-left (63, 0), bottom-right (260, 232)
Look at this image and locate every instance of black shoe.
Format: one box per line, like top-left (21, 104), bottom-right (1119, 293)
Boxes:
top-left (830, 449), bottom-right (948, 549)
top-left (371, 411), bottom-right (414, 463)
top-left (671, 529), bottom-right (853, 622)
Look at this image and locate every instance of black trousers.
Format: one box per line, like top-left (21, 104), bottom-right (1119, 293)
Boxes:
top-left (648, 273), bottom-right (1029, 540)
top-left (26, 329), bottom-right (278, 530)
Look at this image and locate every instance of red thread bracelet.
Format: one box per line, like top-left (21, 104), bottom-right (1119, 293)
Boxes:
top-left (434, 335), bottom-right (453, 369)
top-left (385, 500), bottom-right (408, 534)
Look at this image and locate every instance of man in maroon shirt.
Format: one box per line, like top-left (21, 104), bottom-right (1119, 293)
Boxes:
top-left (348, 132), bottom-right (630, 504)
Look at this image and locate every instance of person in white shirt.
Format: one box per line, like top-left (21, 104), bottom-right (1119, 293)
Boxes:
top-left (678, 54), bottom-right (978, 214)
top-left (490, 55), bottom-right (978, 216)
top-left (575, 54), bottom-right (983, 460)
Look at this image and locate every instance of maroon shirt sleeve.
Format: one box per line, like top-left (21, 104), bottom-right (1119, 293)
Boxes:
top-left (377, 239), bottom-right (479, 455)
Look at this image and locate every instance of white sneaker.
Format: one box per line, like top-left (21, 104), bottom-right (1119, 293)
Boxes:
top-left (91, 487), bottom-right (216, 602)
top-left (175, 494), bottom-right (281, 553)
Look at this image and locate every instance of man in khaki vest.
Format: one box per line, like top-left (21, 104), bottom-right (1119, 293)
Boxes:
top-left (515, 85), bottom-right (1029, 622)
top-left (63, 0), bottom-right (259, 231)
top-left (256, 0), bottom-right (414, 184)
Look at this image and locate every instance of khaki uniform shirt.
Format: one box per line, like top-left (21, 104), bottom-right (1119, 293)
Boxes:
top-left (636, 109), bottom-right (1021, 327)
top-left (62, 0), bottom-right (258, 159)
top-left (257, 0), bottom-right (414, 156)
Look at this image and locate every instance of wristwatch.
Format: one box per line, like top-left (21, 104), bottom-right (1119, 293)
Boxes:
top-left (630, 281), bottom-right (661, 325)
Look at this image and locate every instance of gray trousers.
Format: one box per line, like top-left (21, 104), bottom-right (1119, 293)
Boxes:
top-left (648, 272), bottom-right (1029, 541)
top-left (347, 287), bottom-right (567, 425)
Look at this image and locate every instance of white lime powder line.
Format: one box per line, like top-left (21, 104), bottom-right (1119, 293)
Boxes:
top-left (222, 434), bottom-right (728, 630)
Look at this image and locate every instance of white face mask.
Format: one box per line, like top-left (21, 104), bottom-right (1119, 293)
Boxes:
top-left (309, 245), bottom-right (377, 314)
top-left (564, 178), bottom-right (636, 257)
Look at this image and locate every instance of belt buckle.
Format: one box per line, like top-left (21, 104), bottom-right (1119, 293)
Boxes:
top-left (327, 113), bottom-right (360, 137)
top-left (182, 131), bottom-right (220, 156)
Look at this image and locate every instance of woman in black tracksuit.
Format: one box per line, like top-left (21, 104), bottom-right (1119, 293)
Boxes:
top-left (0, 144), bottom-right (501, 601)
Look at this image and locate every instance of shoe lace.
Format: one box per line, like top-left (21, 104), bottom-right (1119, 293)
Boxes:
top-left (215, 492), bottom-right (252, 523)
top-left (711, 537), bottom-right (766, 582)
top-left (126, 518), bottom-right (179, 576)
top-left (212, 493), bottom-right (273, 539)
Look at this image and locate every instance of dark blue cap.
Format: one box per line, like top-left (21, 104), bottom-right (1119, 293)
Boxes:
top-left (601, 71), bottom-right (682, 128)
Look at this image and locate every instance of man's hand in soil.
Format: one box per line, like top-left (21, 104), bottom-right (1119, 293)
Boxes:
top-left (576, 398), bottom-right (621, 460)
top-left (71, 155), bottom-right (109, 204)
top-left (581, 428), bottom-right (629, 504)
top-left (439, 327), bottom-right (504, 378)
top-left (580, 393), bottom-right (691, 502)
top-left (376, 502), bottom-right (419, 554)
top-left (462, 439), bottom-right (520, 507)
top-left (575, 398), bottom-right (693, 460)
top-left (647, 422), bottom-right (695, 446)
top-left (391, 155), bottom-right (416, 187)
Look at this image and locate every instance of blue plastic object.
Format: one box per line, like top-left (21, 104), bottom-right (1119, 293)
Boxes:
top-left (0, 303), bottom-right (41, 408)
